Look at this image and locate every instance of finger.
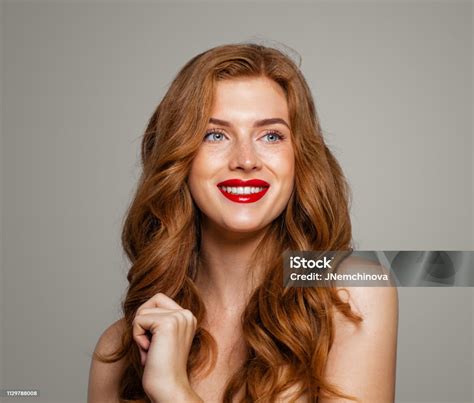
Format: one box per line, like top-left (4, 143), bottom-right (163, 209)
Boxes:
top-left (134, 332), bottom-right (150, 352)
top-left (133, 308), bottom-right (181, 350)
top-left (139, 347), bottom-right (147, 366)
top-left (132, 312), bottom-right (181, 349)
top-left (132, 314), bottom-right (158, 351)
top-left (138, 292), bottom-right (183, 311)
top-left (136, 306), bottom-right (180, 317)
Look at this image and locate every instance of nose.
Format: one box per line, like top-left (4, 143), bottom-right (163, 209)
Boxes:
top-left (228, 138), bottom-right (262, 172)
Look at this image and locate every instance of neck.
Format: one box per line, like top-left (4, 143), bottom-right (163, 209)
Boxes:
top-left (194, 219), bottom-right (267, 316)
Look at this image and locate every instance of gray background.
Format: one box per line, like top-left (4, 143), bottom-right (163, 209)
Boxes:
top-left (0, 1), bottom-right (473, 402)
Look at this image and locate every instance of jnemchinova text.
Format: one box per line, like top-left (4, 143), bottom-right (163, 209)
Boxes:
top-left (290, 272), bottom-right (390, 281)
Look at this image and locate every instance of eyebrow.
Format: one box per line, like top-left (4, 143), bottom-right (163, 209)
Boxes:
top-left (209, 117), bottom-right (290, 130)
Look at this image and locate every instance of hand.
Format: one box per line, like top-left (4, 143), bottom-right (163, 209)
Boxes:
top-left (132, 292), bottom-right (202, 403)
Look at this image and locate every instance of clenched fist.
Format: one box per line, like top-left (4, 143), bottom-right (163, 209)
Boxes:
top-left (132, 292), bottom-right (203, 403)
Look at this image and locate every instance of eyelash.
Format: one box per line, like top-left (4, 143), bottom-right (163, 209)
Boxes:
top-left (203, 128), bottom-right (286, 143)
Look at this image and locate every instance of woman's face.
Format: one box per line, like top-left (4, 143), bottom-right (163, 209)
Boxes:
top-left (188, 76), bottom-right (295, 234)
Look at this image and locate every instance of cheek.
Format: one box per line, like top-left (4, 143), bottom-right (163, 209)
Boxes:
top-left (188, 157), bottom-right (204, 198)
top-left (270, 148), bottom-right (295, 186)
top-left (188, 152), bottom-right (217, 199)
top-left (279, 152), bottom-right (295, 202)
top-left (283, 164), bottom-right (295, 197)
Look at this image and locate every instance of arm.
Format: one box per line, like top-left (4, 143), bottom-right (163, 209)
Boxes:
top-left (133, 293), bottom-right (203, 403)
top-left (87, 318), bottom-right (127, 403)
top-left (319, 285), bottom-right (399, 403)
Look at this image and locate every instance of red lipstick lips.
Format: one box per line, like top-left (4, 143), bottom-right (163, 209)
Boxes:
top-left (217, 179), bottom-right (270, 203)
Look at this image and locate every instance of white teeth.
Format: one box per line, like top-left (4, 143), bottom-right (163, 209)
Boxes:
top-left (220, 186), bottom-right (266, 195)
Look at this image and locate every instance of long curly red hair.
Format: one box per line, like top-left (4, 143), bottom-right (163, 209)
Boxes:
top-left (94, 42), bottom-right (362, 402)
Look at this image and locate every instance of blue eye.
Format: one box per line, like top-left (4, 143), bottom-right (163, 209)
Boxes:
top-left (262, 131), bottom-right (284, 143)
top-left (204, 130), bottom-right (226, 142)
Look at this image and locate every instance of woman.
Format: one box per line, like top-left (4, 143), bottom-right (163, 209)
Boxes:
top-left (88, 43), bottom-right (398, 403)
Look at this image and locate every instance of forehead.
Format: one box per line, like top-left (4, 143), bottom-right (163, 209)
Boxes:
top-left (211, 77), bottom-right (289, 120)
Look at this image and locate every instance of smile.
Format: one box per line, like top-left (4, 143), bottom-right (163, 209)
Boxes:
top-left (217, 179), bottom-right (270, 204)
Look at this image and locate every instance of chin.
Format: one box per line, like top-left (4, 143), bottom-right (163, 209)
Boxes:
top-left (221, 218), bottom-right (269, 234)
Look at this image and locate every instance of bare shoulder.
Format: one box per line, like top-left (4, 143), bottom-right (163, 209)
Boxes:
top-left (88, 318), bottom-right (128, 403)
top-left (334, 255), bottom-right (397, 316)
top-left (320, 257), bottom-right (399, 403)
